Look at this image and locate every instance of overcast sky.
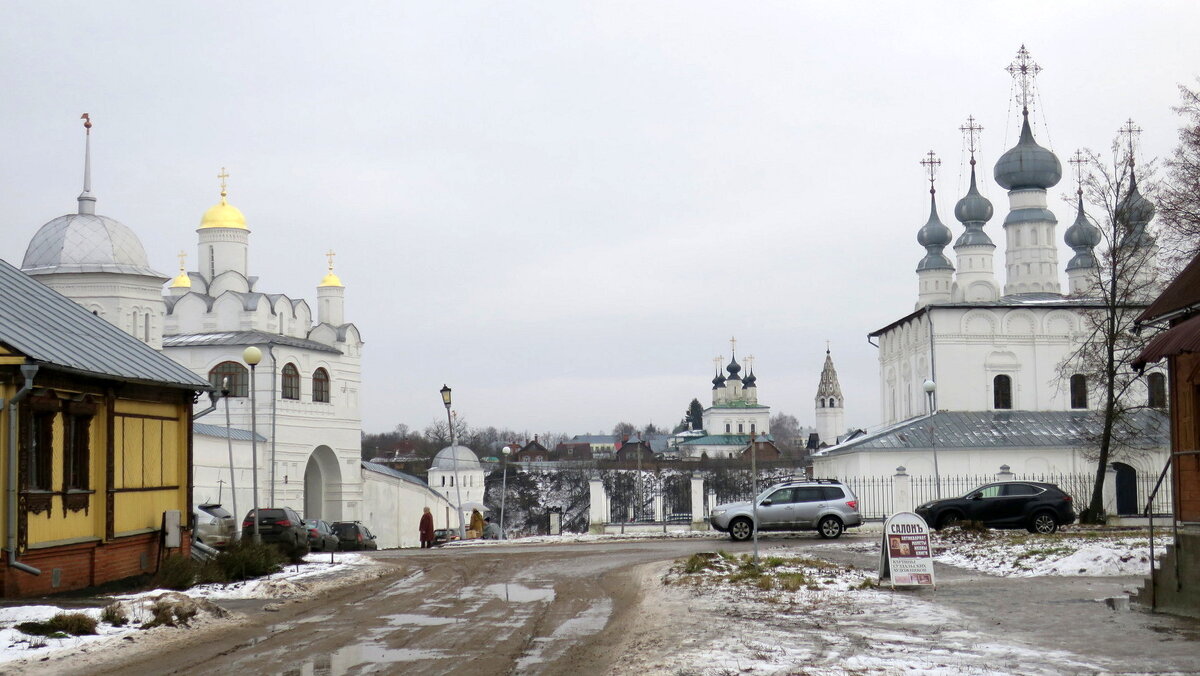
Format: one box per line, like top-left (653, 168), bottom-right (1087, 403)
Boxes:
top-left (2, 3), bottom-right (1198, 437)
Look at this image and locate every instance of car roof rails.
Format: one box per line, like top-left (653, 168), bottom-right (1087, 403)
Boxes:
top-left (775, 475), bottom-right (842, 485)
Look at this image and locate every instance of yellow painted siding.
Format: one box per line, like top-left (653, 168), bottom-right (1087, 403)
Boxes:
top-left (162, 420), bottom-right (179, 487)
top-left (114, 487), bottom-right (185, 534)
top-left (26, 403), bottom-right (101, 547)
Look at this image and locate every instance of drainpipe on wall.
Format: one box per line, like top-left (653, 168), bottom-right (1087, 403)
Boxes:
top-left (928, 310), bottom-right (938, 411)
top-left (193, 389), bottom-right (221, 419)
top-left (6, 364), bottom-right (41, 575)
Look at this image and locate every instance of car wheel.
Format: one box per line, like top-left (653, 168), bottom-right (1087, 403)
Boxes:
top-left (1028, 511), bottom-right (1058, 534)
top-left (936, 512), bottom-right (962, 530)
top-left (729, 517), bottom-right (754, 542)
top-left (818, 515), bottom-right (844, 539)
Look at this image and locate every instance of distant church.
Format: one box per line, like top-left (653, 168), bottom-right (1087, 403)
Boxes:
top-left (677, 341), bottom-right (780, 459)
top-left (814, 46), bottom-right (1169, 505)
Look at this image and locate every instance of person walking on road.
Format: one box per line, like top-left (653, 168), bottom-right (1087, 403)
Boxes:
top-left (419, 507), bottom-right (435, 548)
top-left (469, 508), bottom-right (485, 538)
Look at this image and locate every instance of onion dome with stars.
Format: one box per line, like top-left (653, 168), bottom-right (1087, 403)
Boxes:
top-left (916, 151), bottom-right (954, 272)
top-left (22, 115), bottom-right (164, 279)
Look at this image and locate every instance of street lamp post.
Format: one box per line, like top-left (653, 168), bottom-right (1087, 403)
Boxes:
top-left (749, 431), bottom-right (759, 566)
top-left (440, 385), bottom-right (466, 539)
top-left (923, 379), bottom-right (941, 499)
top-left (243, 346), bottom-right (263, 543)
top-left (500, 445), bottom-right (512, 539)
top-left (222, 377), bottom-right (239, 539)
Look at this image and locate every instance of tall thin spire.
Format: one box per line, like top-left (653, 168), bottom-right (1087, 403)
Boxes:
top-left (77, 113), bottom-right (96, 215)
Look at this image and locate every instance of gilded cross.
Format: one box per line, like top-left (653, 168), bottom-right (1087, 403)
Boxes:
top-left (1006, 44), bottom-right (1042, 112)
top-left (325, 249), bottom-right (336, 271)
top-left (959, 115), bottom-right (983, 161)
top-left (218, 167), bottom-right (229, 197)
top-left (177, 250), bottom-right (187, 272)
top-left (1069, 149), bottom-right (1089, 196)
top-left (746, 355), bottom-right (755, 372)
top-left (920, 150), bottom-right (941, 193)
top-left (713, 356), bottom-right (722, 373)
top-left (729, 336), bottom-right (737, 355)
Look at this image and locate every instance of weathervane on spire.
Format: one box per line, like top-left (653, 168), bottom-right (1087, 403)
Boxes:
top-left (1069, 149), bottom-right (1089, 196)
top-left (920, 150), bottom-right (941, 194)
top-left (217, 167), bottom-right (229, 199)
top-left (1006, 45), bottom-right (1042, 113)
top-left (325, 249), bottom-right (337, 271)
top-left (81, 113), bottom-right (91, 133)
top-left (1118, 118), bottom-right (1143, 170)
top-left (959, 115), bottom-right (983, 165)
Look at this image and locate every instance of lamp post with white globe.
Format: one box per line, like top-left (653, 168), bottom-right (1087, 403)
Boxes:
top-left (923, 379), bottom-right (941, 499)
top-left (500, 445), bottom-right (512, 540)
top-left (243, 346), bottom-right (263, 543)
top-left (440, 385), bottom-right (466, 539)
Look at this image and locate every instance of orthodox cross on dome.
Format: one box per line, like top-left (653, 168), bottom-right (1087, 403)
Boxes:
top-left (920, 150), bottom-right (941, 194)
top-left (729, 336), bottom-right (737, 355)
top-left (1069, 149), bottom-right (1089, 196)
top-left (177, 250), bottom-right (187, 273)
top-left (325, 249), bottom-right (337, 271)
top-left (1118, 118), bottom-right (1143, 169)
top-left (1006, 44), bottom-right (1042, 113)
top-left (746, 355), bottom-right (754, 371)
top-left (217, 167), bottom-right (229, 199)
top-left (713, 356), bottom-right (723, 372)
top-left (960, 115), bottom-right (983, 165)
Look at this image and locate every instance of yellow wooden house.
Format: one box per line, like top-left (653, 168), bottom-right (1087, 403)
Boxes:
top-left (0, 259), bottom-right (210, 596)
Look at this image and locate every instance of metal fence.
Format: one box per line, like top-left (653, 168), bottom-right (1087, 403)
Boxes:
top-left (840, 475), bottom-right (894, 520)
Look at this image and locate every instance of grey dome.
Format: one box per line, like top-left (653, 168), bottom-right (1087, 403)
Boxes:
top-left (917, 194), bottom-right (954, 271)
top-left (1064, 195), bottom-right (1101, 272)
top-left (22, 212), bottom-right (164, 278)
top-left (743, 370), bottom-right (757, 387)
top-left (726, 355), bottom-right (741, 380)
top-left (431, 444), bottom-right (481, 471)
top-left (712, 369), bottom-right (726, 390)
top-left (954, 164), bottom-right (994, 225)
top-left (1117, 173), bottom-right (1156, 246)
top-left (994, 112), bottom-right (1062, 191)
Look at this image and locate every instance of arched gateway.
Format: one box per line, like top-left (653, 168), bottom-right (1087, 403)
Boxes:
top-left (304, 445), bottom-right (343, 521)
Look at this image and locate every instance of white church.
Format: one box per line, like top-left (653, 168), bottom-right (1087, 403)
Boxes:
top-left (813, 47), bottom-right (1169, 512)
top-left (18, 120), bottom-right (454, 547)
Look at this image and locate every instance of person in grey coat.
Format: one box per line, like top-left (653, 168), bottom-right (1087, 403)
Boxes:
top-left (483, 516), bottom-right (502, 540)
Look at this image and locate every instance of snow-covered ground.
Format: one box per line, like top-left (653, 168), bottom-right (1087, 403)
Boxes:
top-left (0, 551), bottom-right (382, 667)
top-left (610, 528), bottom-right (1177, 675)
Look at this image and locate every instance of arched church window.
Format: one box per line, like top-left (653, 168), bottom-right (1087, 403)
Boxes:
top-left (725, 423), bottom-right (731, 434)
top-left (737, 423), bottom-right (744, 434)
top-left (281, 363), bottom-right (300, 400)
top-left (1070, 374), bottom-right (1088, 409)
top-left (1031, 228), bottom-right (1038, 245)
top-left (313, 368), bottom-right (330, 403)
top-left (144, 313), bottom-right (150, 343)
top-left (993, 375), bottom-right (1013, 410)
top-left (1148, 372), bottom-right (1167, 408)
top-left (209, 361), bottom-right (248, 397)
top-left (820, 399), bottom-right (826, 408)
top-left (750, 423), bottom-right (756, 434)
top-left (131, 310), bottom-right (139, 337)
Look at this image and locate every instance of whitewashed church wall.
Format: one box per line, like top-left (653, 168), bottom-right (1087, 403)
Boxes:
top-left (361, 470), bottom-right (453, 549)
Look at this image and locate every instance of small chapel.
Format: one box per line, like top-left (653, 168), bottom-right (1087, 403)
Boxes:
top-left (677, 340), bottom-right (778, 459)
top-left (813, 46), bottom-right (1170, 508)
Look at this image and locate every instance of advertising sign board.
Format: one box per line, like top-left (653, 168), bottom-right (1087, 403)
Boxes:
top-left (878, 511), bottom-right (935, 588)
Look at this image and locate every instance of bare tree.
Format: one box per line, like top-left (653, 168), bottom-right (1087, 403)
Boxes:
top-left (1060, 136), bottom-right (1164, 523)
top-left (1156, 82), bottom-right (1200, 269)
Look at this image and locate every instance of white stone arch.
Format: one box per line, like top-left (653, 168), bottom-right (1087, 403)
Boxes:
top-left (1003, 310), bottom-right (1038, 336)
top-left (1043, 310), bottom-right (1076, 336)
top-left (962, 310), bottom-right (997, 335)
top-left (304, 445), bottom-right (344, 521)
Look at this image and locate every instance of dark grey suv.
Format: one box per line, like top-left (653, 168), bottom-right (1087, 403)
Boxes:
top-left (709, 479), bottom-right (863, 540)
top-left (242, 507), bottom-right (309, 551)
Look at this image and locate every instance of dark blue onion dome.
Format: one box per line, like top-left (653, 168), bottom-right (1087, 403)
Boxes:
top-left (916, 193), bottom-right (954, 271)
top-left (726, 354), bottom-right (742, 380)
top-left (954, 161), bottom-right (995, 247)
top-left (743, 369), bottom-right (757, 387)
top-left (1064, 193), bottom-right (1101, 271)
top-left (1117, 172), bottom-right (1156, 246)
top-left (712, 367), bottom-right (726, 390)
top-left (994, 109), bottom-right (1062, 191)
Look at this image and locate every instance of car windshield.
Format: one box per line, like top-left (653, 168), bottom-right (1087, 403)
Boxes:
top-left (332, 523), bottom-right (356, 536)
top-left (303, 519), bottom-right (318, 528)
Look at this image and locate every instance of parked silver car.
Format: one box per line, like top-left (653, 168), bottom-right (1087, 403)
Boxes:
top-left (193, 503), bottom-right (236, 548)
top-left (709, 479), bottom-right (862, 540)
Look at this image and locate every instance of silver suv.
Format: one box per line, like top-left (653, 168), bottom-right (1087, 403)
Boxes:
top-left (709, 479), bottom-right (862, 541)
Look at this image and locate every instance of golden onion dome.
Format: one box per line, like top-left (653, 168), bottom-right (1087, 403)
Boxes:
top-left (199, 197), bottom-right (247, 230)
top-left (319, 270), bottom-right (343, 288)
top-left (170, 271), bottom-right (192, 288)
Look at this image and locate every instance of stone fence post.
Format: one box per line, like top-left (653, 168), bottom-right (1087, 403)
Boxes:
top-left (892, 466), bottom-right (912, 515)
top-left (997, 464), bottom-right (1015, 481)
top-left (588, 478), bottom-right (607, 534)
top-left (690, 475), bottom-right (706, 530)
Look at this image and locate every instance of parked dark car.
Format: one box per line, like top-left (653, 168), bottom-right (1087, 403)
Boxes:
top-left (303, 519), bottom-right (340, 552)
top-left (332, 521), bottom-right (378, 551)
top-left (432, 528), bottom-right (458, 547)
top-left (242, 507), bottom-right (310, 551)
top-left (915, 481), bottom-right (1076, 534)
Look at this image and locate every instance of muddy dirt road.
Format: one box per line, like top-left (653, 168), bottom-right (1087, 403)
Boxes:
top-left (86, 538), bottom-right (761, 676)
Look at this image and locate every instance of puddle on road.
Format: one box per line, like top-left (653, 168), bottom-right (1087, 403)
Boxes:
top-left (514, 599), bottom-right (613, 672)
top-left (291, 643), bottom-right (449, 675)
top-left (484, 582), bottom-right (555, 603)
top-left (382, 613), bottom-right (458, 627)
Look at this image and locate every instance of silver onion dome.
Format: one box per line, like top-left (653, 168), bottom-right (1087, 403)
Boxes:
top-left (994, 111), bottom-right (1062, 191)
